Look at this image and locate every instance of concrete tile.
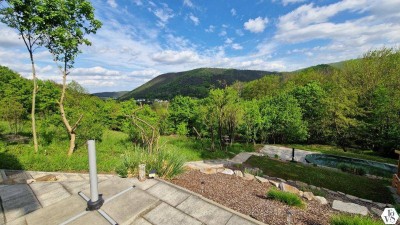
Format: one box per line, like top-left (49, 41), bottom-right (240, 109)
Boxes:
top-left (226, 215), bottom-right (257, 225)
top-left (144, 203), bottom-right (202, 225)
top-left (26, 195), bottom-right (86, 225)
top-left (64, 174), bottom-right (84, 181)
top-left (4, 216), bottom-right (27, 225)
top-left (130, 217), bottom-right (152, 225)
top-left (128, 178), bottom-right (158, 190)
top-left (5, 171), bottom-right (32, 180)
top-left (60, 181), bottom-right (90, 195)
top-left (177, 196), bottom-right (232, 225)
top-left (0, 185), bottom-right (41, 222)
top-left (30, 182), bottom-right (71, 207)
top-left (81, 177), bottom-right (134, 201)
top-left (147, 182), bottom-right (190, 206)
top-left (102, 188), bottom-right (159, 225)
top-left (67, 211), bottom-right (110, 225)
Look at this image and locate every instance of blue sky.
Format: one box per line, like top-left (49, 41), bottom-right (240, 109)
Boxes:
top-left (1, 0), bottom-right (400, 93)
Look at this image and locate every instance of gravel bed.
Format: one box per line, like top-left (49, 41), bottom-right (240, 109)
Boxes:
top-left (171, 170), bottom-right (336, 225)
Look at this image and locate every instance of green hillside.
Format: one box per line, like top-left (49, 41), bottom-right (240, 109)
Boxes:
top-left (119, 68), bottom-right (279, 100)
top-left (92, 91), bottom-right (129, 99)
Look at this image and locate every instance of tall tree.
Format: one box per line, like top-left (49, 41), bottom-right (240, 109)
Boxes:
top-left (0, 0), bottom-right (46, 152)
top-left (43, 0), bottom-right (101, 155)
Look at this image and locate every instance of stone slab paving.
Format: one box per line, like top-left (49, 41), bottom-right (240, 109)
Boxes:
top-left (1, 169), bottom-right (264, 225)
top-left (230, 152), bottom-right (253, 164)
top-left (260, 145), bottom-right (318, 163)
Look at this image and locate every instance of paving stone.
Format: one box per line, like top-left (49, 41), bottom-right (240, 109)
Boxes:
top-left (64, 174), bottom-right (84, 181)
top-left (147, 182), bottom-right (190, 207)
top-left (0, 185), bottom-right (41, 222)
top-left (332, 200), bottom-right (369, 216)
top-left (144, 203), bottom-right (202, 225)
top-left (230, 152), bottom-right (252, 164)
top-left (102, 188), bottom-right (159, 225)
top-left (82, 177), bottom-right (134, 201)
top-left (177, 196), bottom-right (232, 225)
top-left (26, 195), bottom-right (87, 225)
top-left (60, 181), bottom-right (90, 195)
top-left (128, 178), bottom-right (158, 190)
top-left (0, 202), bottom-right (4, 225)
top-left (30, 182), bottom-right (71, 207)
top-left (130, 217), bottom-right (153, 225)
top-left (5, 171), bottom-right (32, 181)
top-left (4, 216), bottom-right (27, 225)
top-left (67, 211), bottom-right (110, 225)
top-left (226, 215), bottom-right (257, 225)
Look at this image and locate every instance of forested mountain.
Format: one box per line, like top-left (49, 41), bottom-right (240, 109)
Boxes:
top-left (119, 68), bottom-right (279, 100)
top-left (92, 91), bottom-right (129, 99)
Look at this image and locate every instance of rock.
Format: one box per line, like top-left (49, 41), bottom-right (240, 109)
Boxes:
top-left (255, 176), bottom-right (269, 183)
top-left (243, 173), bottom-right (255, 181)
top-left (35, 174), bottom-right (57, 182)
top-left (26, 179), bottom-right (36, 184)
top-left (314, 196), bottom-right (328, 205)
top-left (299, 191), bottom-right (304, 197)
top-left (337, 191), bottom-right (345, 195)
top-left (370, 207), bottom-right (383, 217)
top-left (303, 192), bottom-right (314, 201)
top-left (359, 198), bottom-right (373, 203)
top-left (346, 194), bottom-right (358, 200)
top-left (234, 170), bottom-right (243, 177)
top-left (309, 185), bottom-right (317, 189)
top-left (332, 200), bottom-right (369, 216)
top-left (295, 181), bottom-right (308, 188)
top-left (220, 169), bottom-right (234, 175)
top-left (374, 202), bottom-right (386, 208)
top-left (269, 180), bottom-right (279, 188)
top-left (200, 168), bottom-right (218, 174)
top-left (279, 183), bottom-right (300, 195)
top-left (276, 178), bottom-right (286, 182)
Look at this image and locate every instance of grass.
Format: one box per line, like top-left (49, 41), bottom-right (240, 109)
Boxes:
top-left (246, 156), bottom-right (393, 203)
top-left (278, 144), bottom-right (397, 165)
top-left (330, 214), bottom-right (384, 225)
top-left (0, 130), bottom-right (258, 174)
top-left (267, 188), bottom-right (305, 208)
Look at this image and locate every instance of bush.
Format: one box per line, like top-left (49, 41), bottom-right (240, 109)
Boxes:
top-left (176, 122), bottom-right (189, 136)
top-left (330, 214), bottom-right (383, 225)
top-left (266, 188), bottom-right (304, 208)
top-left (337, 163), bottom-right (366, 176)
top-left (117, 147), bottom-right (185, 179)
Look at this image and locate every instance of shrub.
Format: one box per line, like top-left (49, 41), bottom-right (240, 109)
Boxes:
top-left (176, 122), bottom-right (189, 136)
top-left (330, 214), bottom-right (383, 225)
top-left (266, 188), bottom-right (304, 208)
top-left (117, 147), bottom-right (185, 179)
top-left (337, 163), bottom-right (366, 176)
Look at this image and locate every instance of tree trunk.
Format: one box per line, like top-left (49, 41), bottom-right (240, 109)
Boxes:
top-left (68, 132), bottom-right (76, 156)
top-left (29, 51), bottom-right (38, 153)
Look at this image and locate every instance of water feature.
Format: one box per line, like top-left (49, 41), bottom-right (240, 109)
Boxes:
top-left (305, 154), bottom-right (397, 178)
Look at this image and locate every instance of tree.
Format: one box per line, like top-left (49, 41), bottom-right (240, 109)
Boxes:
top-left (168, 96), bottom-right (197, 134)
top-left (0, 0), bottom-right (47, 152)
top-left (241, 100), bottom-right (262, 144)
top-left (0, 97), bottom-right (26, 134)
top-left (43, 0), bottom-right (101, 156)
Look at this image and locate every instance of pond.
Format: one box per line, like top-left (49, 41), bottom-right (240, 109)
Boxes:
top-left (305, 154), bottom-right (397, 178)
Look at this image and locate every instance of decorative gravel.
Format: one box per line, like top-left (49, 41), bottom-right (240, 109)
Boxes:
top-left (171, 170), bottom-right (336, 225)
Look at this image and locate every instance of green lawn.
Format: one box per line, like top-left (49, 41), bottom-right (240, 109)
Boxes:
top-left (277, 144), bottom-right (397, 165)
top-left (246, 156), bottom-right (393, 203)
top-left (0, 130), bottom-right (258, 173)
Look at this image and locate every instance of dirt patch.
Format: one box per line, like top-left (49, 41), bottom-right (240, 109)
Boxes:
top-left (171, 170), bottom-right (336, 225)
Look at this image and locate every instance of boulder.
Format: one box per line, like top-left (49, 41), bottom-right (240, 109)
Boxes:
top-left (303, 192), bottom-right (314, 201)
top-left (269, 180), bottom-right (279, 188)
top-left (370, 207), bottom-right (383, 217)
top-left (243, 173), bottom-right (255, 181)
top-left (279, 182), bottom-right (300, 195)
top-left (234, 170), bottom-right (243, 177)
top-left (332, 200), bottom-right (369, 216)
top-left (255, 176), bottom-right (269, 183)
top-left (314, 196), bottom-right (328, 205)
top-left (220, 169), bottom-right (234, 175)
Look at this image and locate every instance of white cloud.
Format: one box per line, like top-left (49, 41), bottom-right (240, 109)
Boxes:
top-left (244, 17), bottom-right (269, 33)
top-left (205, 25), bottom-right (215, 33)
top-left (281, 0), bottom-right (306, 6)
top-left (219, 30), bottom-right (227, 36)
top-left (232, 43), bottom-right (243, 50)
top-left (235, 29), bottom-right (244, 36)
top-left (225, 38), bottom-right (233, 44)
top-left (133, 0), bottom-right (142, 6)
top-left (107, 0), bottom-right (117, 8)
top-left (231, 8), bottom-right (237, 16)
top-left (151, 50), bottom-right (202, 65)
top-left (183, 0), bottom-right (194, 8)
top-left (189, 14), bottom-right (200, 26)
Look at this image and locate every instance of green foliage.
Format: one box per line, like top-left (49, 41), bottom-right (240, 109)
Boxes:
top-left (266, 188), bottom-right (305, 208)
top-left (330, 215), bottom-right (383, 225)
top-left (0, 97), bottom-right (26, 134)
top-left (247, 156), bottom-right (393, 203)
top-left (337, 163), bottom-right (367, 176)
top-left (117, 147), bottom-right (185, 179)
top-left (176, 122), bottom-right (189, 136)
